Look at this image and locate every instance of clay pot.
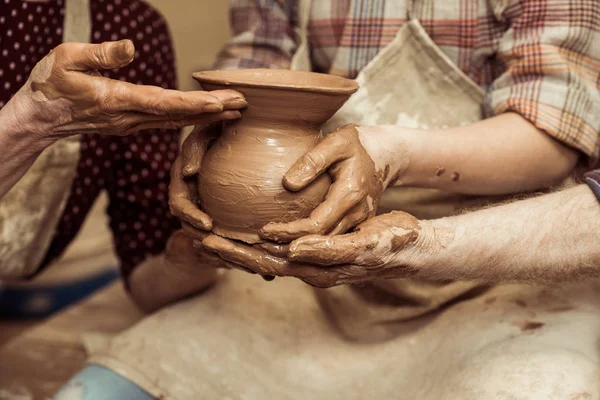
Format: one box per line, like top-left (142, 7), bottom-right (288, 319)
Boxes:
top-left (192, 69), bottom-right (359, 243)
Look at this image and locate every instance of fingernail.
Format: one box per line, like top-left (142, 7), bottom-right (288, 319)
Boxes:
top-left (225, 99), bottom-right (248, 108)
top-left (183, 165), bottom-right (196, 176)
top-left (223, 111), bottom-right (242, 120)
top-left (115, 40), bottom-right (134, 62)
top-left (205, 103), bottom-right (224, 112)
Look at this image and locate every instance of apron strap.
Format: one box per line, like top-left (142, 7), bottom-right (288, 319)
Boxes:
top-left (406, 0), bottom-right (418, 21)
top-left (290, 0), bottom-right (312, 71)
top-left (63, 0), bottom-right (91, 43)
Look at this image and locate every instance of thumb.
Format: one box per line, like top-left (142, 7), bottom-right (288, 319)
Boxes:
top-left (68, 40), bottom-right (135, 71)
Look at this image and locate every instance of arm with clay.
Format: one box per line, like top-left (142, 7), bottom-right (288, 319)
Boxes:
top-left (259, 0), bottom-right (600, 242)
top-left (202, 183), bottom-right (600, 287)
top-left (360, 112), bottom-right (579, 195)
top-left (0, 40), bottom-right (247, 199)
top-left (258, 115), bottom-right (579, 242)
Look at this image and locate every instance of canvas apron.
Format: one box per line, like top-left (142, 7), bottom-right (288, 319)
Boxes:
top-left (86, 1), bottom-right (600, 398)
top-left (0, 0), bottom-right (89, 280)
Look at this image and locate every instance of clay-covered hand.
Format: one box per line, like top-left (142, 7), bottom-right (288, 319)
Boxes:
top-left (169, 124), bottom-right (220, 231)
top-left (11, 40), bottom-right (246, 141)
top-left (259, 124), bottom-right (400, 243)
top-left (165, 226), bottom-right (236, 271)
top-left (202, 211), bottom-right (422, 288)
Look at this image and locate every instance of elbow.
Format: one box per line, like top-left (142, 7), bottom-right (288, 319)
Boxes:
top-left (541, 141), bottom-right (580, 188)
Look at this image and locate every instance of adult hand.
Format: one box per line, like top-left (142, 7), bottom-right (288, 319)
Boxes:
top-left (202, 211), bottom-right (423, 288)
top-left (169, 125), bottom-right (218, 231)
top-left (258, 124), bottom-right (405, 243)
top-left (128, 227), bottom-right (236, 313)
top-left (10, 40), bottom-right (246, 141)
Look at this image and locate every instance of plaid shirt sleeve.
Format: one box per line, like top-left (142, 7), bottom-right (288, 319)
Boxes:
top-left (486, 0), bottom-right (600, 165)
top-left (213, 0), bottom-right (298, 70)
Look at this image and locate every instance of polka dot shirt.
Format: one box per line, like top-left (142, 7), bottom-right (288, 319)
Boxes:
top-left (0, 0), bottom-right (181, 282)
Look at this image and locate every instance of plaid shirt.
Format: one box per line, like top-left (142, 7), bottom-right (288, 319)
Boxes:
top-left (215, 0), bottom-right (600, 165)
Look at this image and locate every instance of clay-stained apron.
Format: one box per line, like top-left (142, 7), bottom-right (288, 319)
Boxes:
top-left (87, 1), bottom-right (600, 398)
top-left (0, 0), bottom-right (87, 279)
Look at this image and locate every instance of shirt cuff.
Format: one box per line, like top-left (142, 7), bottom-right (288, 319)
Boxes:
top-left (584, 169), bottom-right (600, 202)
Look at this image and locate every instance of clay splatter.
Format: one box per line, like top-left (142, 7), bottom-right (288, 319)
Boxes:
top-left (515, 299), bottom-right (527, 308)
top-left (511, 320), bottom-right (545, 331)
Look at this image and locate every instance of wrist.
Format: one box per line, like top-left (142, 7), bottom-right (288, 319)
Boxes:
top-left (356, 125), bottom-right (415, 188)
top-left (0, 92), bottom-right (56, 153)
top-left (396, 217), bottom-right (457, 279)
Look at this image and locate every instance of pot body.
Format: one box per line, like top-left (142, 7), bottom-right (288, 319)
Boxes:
top-left (193, 69), bottom-right (358, 243)
top-left (198, 119), bottom-right (331, 243)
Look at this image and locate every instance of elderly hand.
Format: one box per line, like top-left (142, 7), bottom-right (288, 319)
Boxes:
top-left (9, 40), bottom-right (246, 141)
top-left (201, 211), bottom-right (424, 288)
top-left (257, 124), bottom-right (408, 243)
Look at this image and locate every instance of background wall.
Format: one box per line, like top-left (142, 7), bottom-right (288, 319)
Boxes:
top-left (148, 0), bottom-right (231, 91)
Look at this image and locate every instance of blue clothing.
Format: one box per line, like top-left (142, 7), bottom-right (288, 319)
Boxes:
top-left (54, 365), bottom-right (155, 400)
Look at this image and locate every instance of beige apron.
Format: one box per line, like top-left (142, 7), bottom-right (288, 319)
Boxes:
top-left (0, 0), bottom-right (89, 280)
top-left (86, 1), bottom-right (600, 398)
top-left (290, 0), bottom-right (488, 342)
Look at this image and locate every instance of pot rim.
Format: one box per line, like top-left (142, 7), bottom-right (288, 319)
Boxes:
top-left (193, 69), bottom-right (359, 95)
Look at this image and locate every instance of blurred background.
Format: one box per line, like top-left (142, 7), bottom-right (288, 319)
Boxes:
top-left (0, 0), bottom-right (232, 344)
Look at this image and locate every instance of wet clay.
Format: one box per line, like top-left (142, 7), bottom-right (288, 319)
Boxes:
top-left (193, 69), bottom-right (358, 243)
top-left (259, 123), bottom-right (385, 242)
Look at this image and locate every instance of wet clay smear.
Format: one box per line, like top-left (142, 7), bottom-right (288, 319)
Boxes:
top-left (511, 320), bottom-right (545, 331)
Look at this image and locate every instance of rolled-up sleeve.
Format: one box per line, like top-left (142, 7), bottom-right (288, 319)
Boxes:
top-left (487, 0), bottom-right (600, 165)
top-left (213, 0), bottom-right (298, 70)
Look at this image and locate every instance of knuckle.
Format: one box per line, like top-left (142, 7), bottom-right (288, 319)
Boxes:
top-left (302, 152), bottom-right (325, 173)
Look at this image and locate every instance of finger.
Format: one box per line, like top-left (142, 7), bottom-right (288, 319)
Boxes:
top-left (202, 235), bottom-right (295, 277)
top-left (65, 40), bottom-right (135, 71)
top-left (181, 222), bottom-right (211, 241)
top-left (282, 133), bottom-right (352, 192)
top-left (122, 110), bottom-right (241, 135)
top-left (181, 124), bottom-right (219, 177)
top-left (327, 202), bottom-right (369, 236)
top-left (255, 242), bottom-right (290, 257)
top-left (104, 82), bottom-right (241, 115)
top-left (169, 156), bottom-right (213, 230)
top-left (288, 232), bottom-right (367, 265)
top-left (259, 176), bottom-right (365, 242)
top-left (207, 90), bottom-right (247, 110)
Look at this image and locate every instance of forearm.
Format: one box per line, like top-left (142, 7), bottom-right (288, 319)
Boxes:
top-left (405, 185), bottom-right (600, 283)
top-left (128, 254), bottom-right (221, 313)
top-left (362, 113), bottom-right (579, 195)
top-left (0, 95), bottom-right (53, 198)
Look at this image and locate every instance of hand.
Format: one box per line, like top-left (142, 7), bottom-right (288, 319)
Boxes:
top-left (128, 228), bottom-right (234, 313)
top-left (258, 124), bottom-right (393, 243)
top-left (169, 125), bottom-right (218, 231)
top-left (202, 211), bottom-right (423, 288)
top-left (164, 228), bottom-right (232, 272)
top-left (11, 40), bottom-right (247, 141)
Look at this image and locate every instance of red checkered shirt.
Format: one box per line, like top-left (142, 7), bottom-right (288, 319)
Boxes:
top-left (215, 0), bottom-right (600, 165)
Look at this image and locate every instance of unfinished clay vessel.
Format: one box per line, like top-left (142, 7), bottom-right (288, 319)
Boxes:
top-left (192, 69), bottom-right (359, 243)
